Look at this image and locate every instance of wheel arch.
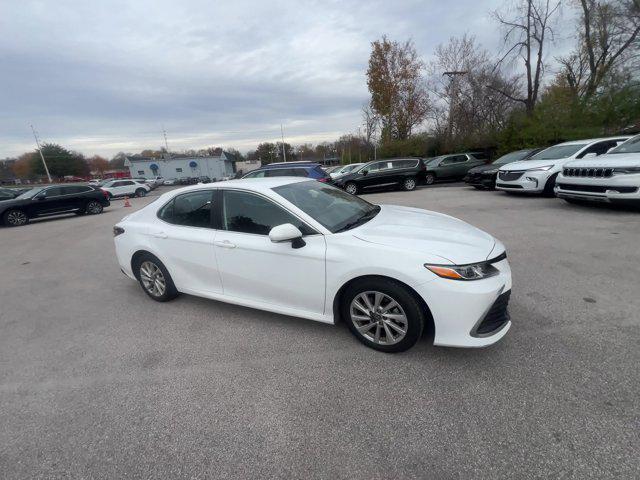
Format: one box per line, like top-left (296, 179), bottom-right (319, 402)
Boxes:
top-left (331, 274), bottom-right (435, 339)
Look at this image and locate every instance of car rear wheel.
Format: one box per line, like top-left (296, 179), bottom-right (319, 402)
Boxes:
top-left (135, 188), bottom-right (147, 198)
top-left (345, 182), bottom-right (358, 195)
top-left (134, 254), bottom-right (179, 302)
top-left (424, 173), bottom-right (435, 185)
top-left (3, 209), bottom-right (29, 227)
top-left (85, 200), bottom-right (103, 215)
top-left (402, 177), bottom-right (417, 191)
top-left (341, 278), bottom-right (425, 353)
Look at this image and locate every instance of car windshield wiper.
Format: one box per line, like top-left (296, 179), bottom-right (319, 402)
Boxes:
top-left (335, 205), bottom-right (381, 232)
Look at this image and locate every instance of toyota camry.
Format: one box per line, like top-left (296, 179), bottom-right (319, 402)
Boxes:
top-left (113, 178), bottom-right (512, 352)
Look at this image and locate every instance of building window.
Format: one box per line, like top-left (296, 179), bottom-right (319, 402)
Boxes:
top-left (176, 168), bottom-right (183, 172)
top-left (137, 170), bottom-right (145, 175)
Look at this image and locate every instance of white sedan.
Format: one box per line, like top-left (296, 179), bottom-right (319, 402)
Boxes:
top-left (113, 178), bottom-right (512, 352)
top-left (496, 137), bottom-right (630, 195)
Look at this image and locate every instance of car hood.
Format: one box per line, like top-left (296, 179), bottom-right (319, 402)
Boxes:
top-left (499, 158), bottom-right (569, 171)
top-left (467, 164), bottom-right (500, 174)
top-left (564, 152), bottom-right (640, 168)
top-left (351, 205), bottom-right (498, 265)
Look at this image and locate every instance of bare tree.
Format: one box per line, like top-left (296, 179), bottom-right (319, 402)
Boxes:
top-left (367, 36), bottom-right (430, 141)
top-left (428, 35), bottom-right (521, 147)
top-left (493, 0), bottom-right (561, 114)
top-left (559, 0), bottom-right (640, 98)
top-left (361, 104), bottom-right (379, 146)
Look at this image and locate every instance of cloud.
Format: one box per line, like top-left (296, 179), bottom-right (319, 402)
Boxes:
top-left (0, 0), bottom-right (573, 158)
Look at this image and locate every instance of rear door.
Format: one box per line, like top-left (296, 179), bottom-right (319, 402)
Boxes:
top-left (362, 161), bottom-right (395, 189)
top-left (436, 156), bottom-right (461, 179)
top-left (151, 189), bottom-right (222, 294)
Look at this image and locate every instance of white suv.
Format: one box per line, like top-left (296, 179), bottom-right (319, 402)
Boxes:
top-left (555, 134), bottom-right (640, 207)
top-left (101, 179), bottom-right (151, 198)
top-left (496, 137), bottom-right (630, 196)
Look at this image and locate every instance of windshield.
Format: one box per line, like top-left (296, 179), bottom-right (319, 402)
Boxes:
top-left (15, 187), bottom-right (46, 199)
top-left (425, 156), bottom-right (444, 165)
top-left (273, 181), bottom-right (380, 233)
top-left (608, 135), bottom-right (640, 154)
top-left (531, 144), bottom-right (587, 160)
top-left (493, 150), bottom-right (533, 165)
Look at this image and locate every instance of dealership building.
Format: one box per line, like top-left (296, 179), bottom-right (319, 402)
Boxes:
top-left (125, 152), bottom-right (236, 180)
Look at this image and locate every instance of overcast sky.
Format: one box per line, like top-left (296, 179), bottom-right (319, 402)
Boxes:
top-left (0, 0), bottom-right (574, 159)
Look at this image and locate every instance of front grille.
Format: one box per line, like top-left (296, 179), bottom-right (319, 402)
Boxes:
top-left (496, 183), bottom-right (523, 189)
top-left (557, 183), bottom-right (637, 194)
top-left (563, 167), bottom-right (613, 178)
top-left (474, 291), bottom-right (511, 336)
top-left (498, 171), bottom-right (524, 181)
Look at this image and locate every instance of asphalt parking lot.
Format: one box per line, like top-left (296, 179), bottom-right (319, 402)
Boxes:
top-left (1, 185), bottom-right (639, 479)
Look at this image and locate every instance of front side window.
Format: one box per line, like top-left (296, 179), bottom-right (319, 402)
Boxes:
top-left (222, 190), bottom-right (313, 235)
top-left (273, 181), bottom-right (380, 233)
top-left (158, 190), bottom-right (214, 228)
top-left (45, 187), bottom-right (63, 197)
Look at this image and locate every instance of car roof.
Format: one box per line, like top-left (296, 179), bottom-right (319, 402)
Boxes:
top-left (555, 136), bottom-right (631, 146)
top-left (165, 177), bottom-right (309, 195)
top-left (257, 162), bottom-right (319, 169)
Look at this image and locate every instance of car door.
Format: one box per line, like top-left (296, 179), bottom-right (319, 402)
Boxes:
top-left (213, 188), bottom-right (326, 315)
top-left (436, 156), bottom-right (459, 179)
top-left (361, 161), bottom-right (394, 189)
top-left (34, 186), bottom-right (75, 215)
top-left (453, 155), bottom-right (476, 177)
top-left (119, 180), bottom-right (137, 196)
top-left (152, 189), bottom-right (223, 294)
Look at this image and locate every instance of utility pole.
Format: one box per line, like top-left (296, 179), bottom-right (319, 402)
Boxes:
top-left (442, 71), bottom-right (467, 143)
top-left (162, 126), bottom-right (170, 157)
top-left (280, 124), bottom-right (287, 162)
top-left (30, 125), bottom-right (52, 183)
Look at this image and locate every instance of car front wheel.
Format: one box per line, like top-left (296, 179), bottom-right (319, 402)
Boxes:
top-left (134, 253), bottom-right (179, 302)
top-left (85, 200), bottom-right (104, 215)
top-left (345, 182), bottom-right (358, 195)
top-left (341, 278), bottom-right (425, 352)
top-left (3, 209), bottom-right (29, 227)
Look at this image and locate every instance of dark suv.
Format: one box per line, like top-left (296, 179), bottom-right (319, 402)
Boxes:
top-left (423, 153), bottom-right (487, 184)
top-left (0, 184), bottom-right (110, 227)
top-left (241, 161), bottom-right (332, 183)
top-left (333, 158), bottom-right (426, 194)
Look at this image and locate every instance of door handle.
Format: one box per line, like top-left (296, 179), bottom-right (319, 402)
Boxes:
top-left (151, 231), bottom-right (168, 239)
top-left (214, 240), bottom-right (236, 249)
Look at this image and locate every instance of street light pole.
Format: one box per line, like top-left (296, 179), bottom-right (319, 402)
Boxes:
top-left (30, 124), bottom-right (52, 183)
top-left (280, 124), bottom-right (287, 162)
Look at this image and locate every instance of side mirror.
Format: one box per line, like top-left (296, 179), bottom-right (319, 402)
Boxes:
top-left (268, 223), bottom-right (305, 249)
top-left (361, 170), bottom-right (368, 176)
top-left (583, 152), bottom-right (598, 158)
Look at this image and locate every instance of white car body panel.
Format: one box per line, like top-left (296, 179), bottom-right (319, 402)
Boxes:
top-left (496, 137), bottom-right (630, 194)
top-left (555, 150), bottom-right (640, 203)
top-left (114, 178), bottom-right (512, 348)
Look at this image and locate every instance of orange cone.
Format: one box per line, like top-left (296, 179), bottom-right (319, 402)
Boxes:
top-left (124, 196), bottom-right (131, 207)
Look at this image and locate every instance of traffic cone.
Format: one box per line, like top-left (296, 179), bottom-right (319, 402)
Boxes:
top-left (124, 196), bottom-right (131, 207)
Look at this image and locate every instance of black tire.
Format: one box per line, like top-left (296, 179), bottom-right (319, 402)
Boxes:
top-left (473, 185), bottom-right (485, 190)
top-left (344, 182), bottom-right (359, 195)
top-left (133, 253), bottom-right (179, 302)
top-left (402, 177), bottom-right (417, 191)
top-left (424, 173), bottom-right (435, 185)
top-left (3, 209), bottom-right (29, 227)
top-left (135, 188), bottom-right (147, 198)
top-left (341, 277), bottom-right (425, 353)
top-left (543, 173), bottom-right (559, 197)
top-left (85, 200), bottom-right (104, 215)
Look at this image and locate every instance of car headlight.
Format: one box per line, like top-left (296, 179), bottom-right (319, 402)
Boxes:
top-left (612, 167), bottom-right (640, 174)
top-left (526, 165), bottom-right (554, 172)
top-left (424, 261), bottom-right (500, 281)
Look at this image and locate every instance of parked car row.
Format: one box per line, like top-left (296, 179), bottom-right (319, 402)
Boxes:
top-left (465, 134), bottom-right (640, 208)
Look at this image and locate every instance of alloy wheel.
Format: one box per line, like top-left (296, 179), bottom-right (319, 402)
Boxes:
top-left (139, 261), bottom-right (166, 297)
top-left (404, 178), bottom-right (416, 190)
top-left (350, 291), bottom-right (408, 345)
top-left (345, 183), bottom-right (357, 195)
top-left (87, 201), bottom-right (102, 214)
top-left (6, 210), bottom-right (27, 226)
top-left (425, 174), bottom-right (435, 185)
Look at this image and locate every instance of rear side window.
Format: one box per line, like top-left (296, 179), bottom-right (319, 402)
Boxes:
top-left (392, 159), bottom-right (418, 168)
top-left (45, 187), bottom-right (63, 196)
top-left (158, 191), bottom-right (214, 228)
top-left (266, 168), bottom-right (308, 177)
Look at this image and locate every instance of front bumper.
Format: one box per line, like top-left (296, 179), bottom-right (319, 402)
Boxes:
top-left (555, 174), bottom-right (640, 204)
top-left (465, 172), bottom-right (497, 188)
top-left (496, 170), bottom-right (550, 193)
top-left (414, 258), bottom-right (512, 347)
